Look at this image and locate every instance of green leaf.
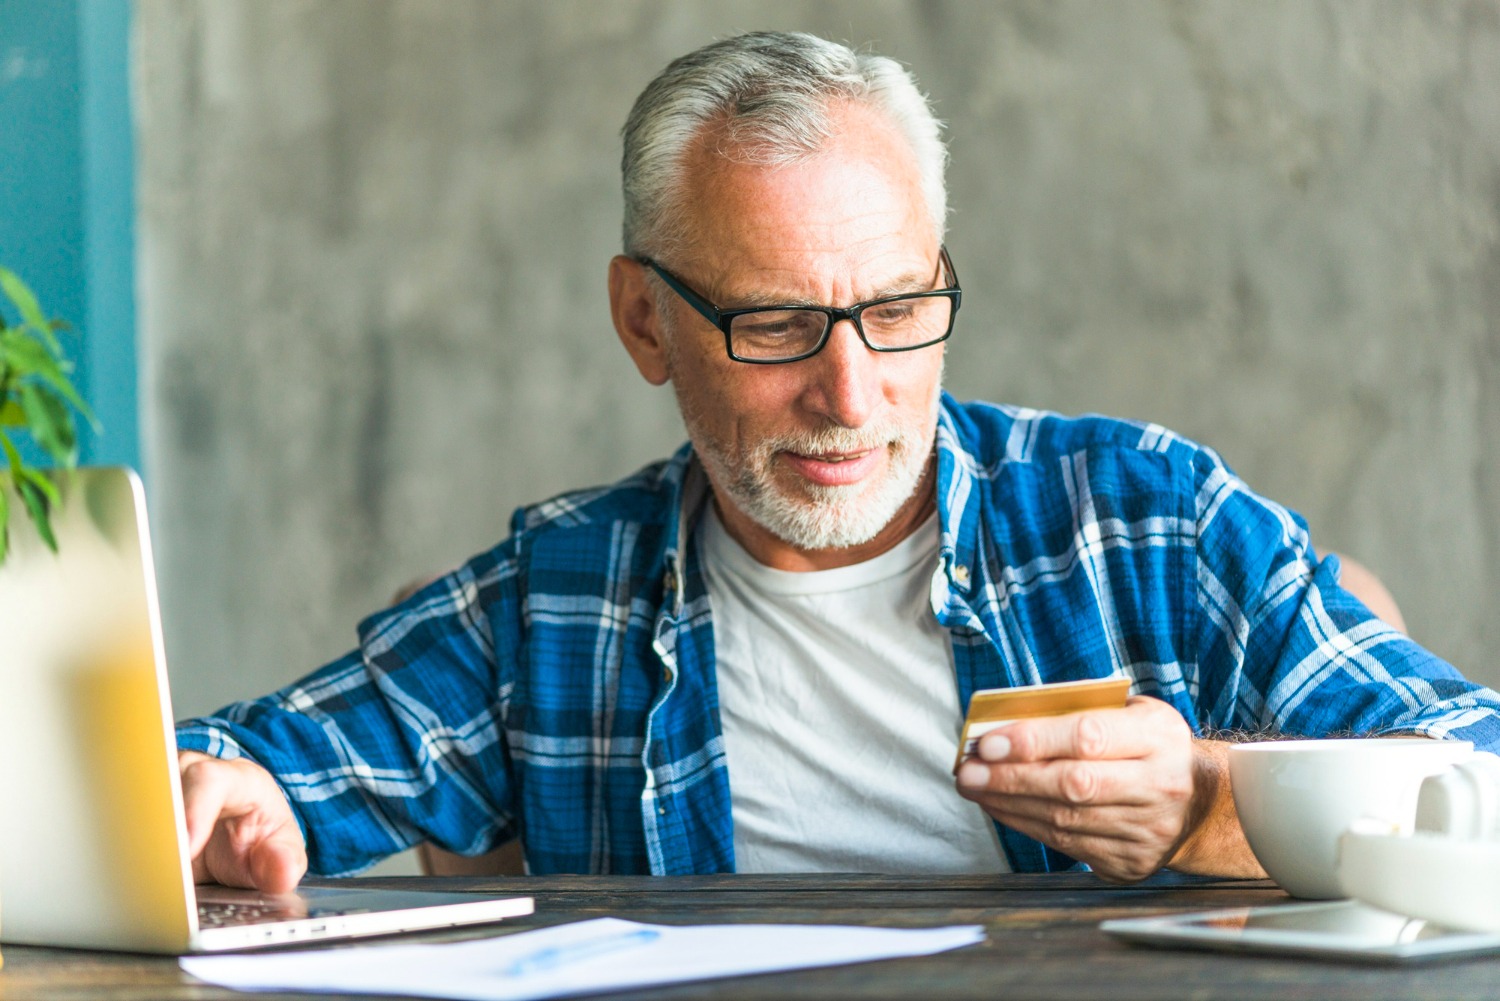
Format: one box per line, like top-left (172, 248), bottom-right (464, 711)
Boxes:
top-left (0, 328), bottom-right (62, 379)
top-left (16, 473), bottom-right (57, 552)
top-left (0, 269), bottom-right (67, 355)
top-left (0, 263), bottom-right (94, 562)
top-left (0, 432), bottom-right (63, 556)
top-left (20, 464), bottom-right (59, 508)
top-left (0, 267), bottom-right (49, 336)
top-left (0, 328), bottom-right (97, 434)
top-left (0, 430), bottom-right (24, 482)
top-left (34, 364), bottom-right (98, 431)
top-left (19, 382), bottom-right (76, 464)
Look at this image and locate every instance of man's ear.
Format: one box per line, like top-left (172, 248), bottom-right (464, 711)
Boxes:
top-left (609, 255), bottom-right (670, 386)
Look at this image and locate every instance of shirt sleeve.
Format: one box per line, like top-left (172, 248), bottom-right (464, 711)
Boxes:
top-left (1188, 446), bottom-right (1500, 751)
top-left (175, 544), bottom-right (523, 876)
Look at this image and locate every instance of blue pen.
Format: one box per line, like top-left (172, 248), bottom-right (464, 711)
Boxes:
top-left (503, 927), bottom-right (662, 976)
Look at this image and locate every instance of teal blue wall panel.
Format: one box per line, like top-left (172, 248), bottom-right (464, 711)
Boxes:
top-left (0, 0), bottom-right (138, 473)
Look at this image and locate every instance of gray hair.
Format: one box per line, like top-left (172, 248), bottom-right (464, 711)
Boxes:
top-left (621, 31), bottom-right (947, 260)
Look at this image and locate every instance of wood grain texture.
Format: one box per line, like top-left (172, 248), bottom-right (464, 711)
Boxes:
top-left (4, 873), bottom-right (1497, 999)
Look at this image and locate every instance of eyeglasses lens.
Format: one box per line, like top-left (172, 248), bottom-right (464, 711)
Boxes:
top-left (727, 295), bottom-right (954, 361)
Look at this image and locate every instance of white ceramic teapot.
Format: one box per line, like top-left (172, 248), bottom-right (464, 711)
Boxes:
top-left (1338, 752), bottom-right (1500, 932)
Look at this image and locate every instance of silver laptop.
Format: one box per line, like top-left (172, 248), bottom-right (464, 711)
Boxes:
top-left (0, 467), bottom-right (534, 953)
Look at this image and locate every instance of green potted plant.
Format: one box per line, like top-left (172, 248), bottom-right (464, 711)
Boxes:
top-left (0, 266), bottom-right (96, 563)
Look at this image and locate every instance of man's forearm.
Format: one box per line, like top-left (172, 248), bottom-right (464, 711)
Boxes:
top-left (1167, 739), bottom-right (1267, 878)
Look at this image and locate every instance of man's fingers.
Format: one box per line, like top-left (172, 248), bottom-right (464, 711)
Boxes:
top-left (197, 805), bottom-right (307, 892)
top-left (996, 813), bottom-right (1168, 882)
top-left (951, 696), bottom-right (1209, 882)
top-left (975, 707), bottom-right (1125, 763)
top-left (954, 696), bottom-right (1203, 882)
top-left (976, 795), bottom-right (1184, 882)
top-left (176, 751), bottom-right (307, 893)
top-left (957, 756), bottom-right (1167, 806)
top-left (248, 823), bottom-right (309, 896)
top-left (976, 695), bottom-right (1183, 763)
top-left (179, 751), bottom-right (232, 860)
top-left (975, 792), bottom-right (1166, 839)
top-left (199, 822), bottom-right (267, 891)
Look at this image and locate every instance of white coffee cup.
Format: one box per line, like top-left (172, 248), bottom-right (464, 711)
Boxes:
top-left (1228, 737), bottom-right (1474, 899)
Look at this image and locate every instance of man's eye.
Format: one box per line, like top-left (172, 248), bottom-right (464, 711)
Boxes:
top-left (732, 311), bottom-right (824, 339)
top-left (863, 301), bottom-right (917, 326)
top-left (737, 319), bottom-right (799, 337)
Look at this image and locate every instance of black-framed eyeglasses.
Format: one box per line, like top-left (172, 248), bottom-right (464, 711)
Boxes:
top-left (638, 247), bottom-right (961, 364)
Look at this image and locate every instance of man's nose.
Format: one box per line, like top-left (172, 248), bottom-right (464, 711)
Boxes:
top-left (804, 318), bottom-right (879, 428)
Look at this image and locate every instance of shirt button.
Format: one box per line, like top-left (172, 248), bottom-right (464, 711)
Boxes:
top-left (953, 564), bottom-right (971, 586)
top-left (663, 668), bottom-right (674, 683)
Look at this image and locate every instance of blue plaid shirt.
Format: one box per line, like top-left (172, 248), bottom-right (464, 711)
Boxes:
top-left (177, 394), bottom-right (1500, 875)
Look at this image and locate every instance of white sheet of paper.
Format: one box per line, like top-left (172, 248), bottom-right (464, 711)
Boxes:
top-left (180, 917), bottom-right (985, 1000)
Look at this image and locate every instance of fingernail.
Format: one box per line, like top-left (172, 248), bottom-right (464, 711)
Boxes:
top-left (978, 733), bottom-right (1011, 761)
top-left (956, 761), bottom-right (989, 789)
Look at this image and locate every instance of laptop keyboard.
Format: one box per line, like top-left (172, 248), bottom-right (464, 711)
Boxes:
top-left (197, 900), bottom-right (303, 928)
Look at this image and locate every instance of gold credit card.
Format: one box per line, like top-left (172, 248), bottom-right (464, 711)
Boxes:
top-left (954, 676), bottom-right (1131, 772)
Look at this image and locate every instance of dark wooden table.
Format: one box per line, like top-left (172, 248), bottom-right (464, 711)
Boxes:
top-left (1, 872), bottom-right (1493, 1000)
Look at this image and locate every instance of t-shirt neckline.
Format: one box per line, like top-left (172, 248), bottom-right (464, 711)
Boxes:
top-left (699, 502), bottom-right (940, 597)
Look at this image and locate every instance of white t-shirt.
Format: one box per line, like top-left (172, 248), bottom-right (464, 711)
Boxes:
top-left (700, 504), bottom-right (1009, 873)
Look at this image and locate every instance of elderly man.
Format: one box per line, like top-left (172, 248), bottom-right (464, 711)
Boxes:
top-left (176, 31), bottom-right (1500, 893)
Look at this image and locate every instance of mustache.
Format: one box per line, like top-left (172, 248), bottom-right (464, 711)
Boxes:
top-left (758, 421), bottom-right (919, 457)
top-left (754, 372), bottom-right (944, 462)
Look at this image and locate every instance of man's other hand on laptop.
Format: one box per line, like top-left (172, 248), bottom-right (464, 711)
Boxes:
top-left (178, 751), bottom-right (308, 893)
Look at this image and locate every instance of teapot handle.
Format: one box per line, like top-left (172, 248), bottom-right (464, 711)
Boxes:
top-left (1415, 751), bottom-right (1500, 839)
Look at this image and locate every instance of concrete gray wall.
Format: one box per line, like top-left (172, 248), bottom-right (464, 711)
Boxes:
top-left (136, 0), bottom-right (1500, 724)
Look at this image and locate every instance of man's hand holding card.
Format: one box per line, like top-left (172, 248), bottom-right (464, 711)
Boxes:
top-left (953, 677), bottom-right (1132, 773)
top-left (953, 678), bottom-right (1254, 882)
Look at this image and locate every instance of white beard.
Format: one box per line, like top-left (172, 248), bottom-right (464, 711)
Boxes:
top-left (679, 383), bottom-right (941, 552)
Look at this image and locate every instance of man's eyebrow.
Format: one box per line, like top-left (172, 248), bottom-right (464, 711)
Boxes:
top-left (721, 270), bottom-right (934, 309)
top-left (871, 270), bottom-right (937, 299)
top-left (722, 288), bottom-right (817, 309)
